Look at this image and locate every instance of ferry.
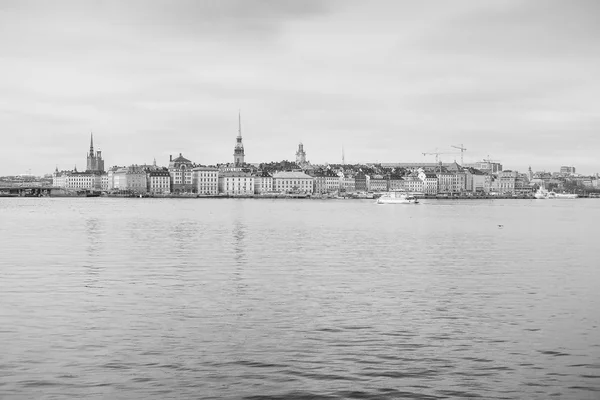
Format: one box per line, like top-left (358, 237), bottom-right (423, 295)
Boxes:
top-left (376, 191), bottom-right (419, 204)
top-left (534, 187), bottom-right (578, 199)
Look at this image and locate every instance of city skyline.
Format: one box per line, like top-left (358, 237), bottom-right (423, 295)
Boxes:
top-left (1, 0), bottom-right (599, 175)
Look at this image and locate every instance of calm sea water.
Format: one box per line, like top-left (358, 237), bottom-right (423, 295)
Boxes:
top-left (1, 197), bottom-right (599, 399)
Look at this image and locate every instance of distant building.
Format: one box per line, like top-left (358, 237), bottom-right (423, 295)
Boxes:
top-left (52, 167), bottom-right (102, 190)
top-left (464, 161), bottom-right (502, 174)
top-left (192, 167), bottom-right (219, 195)
top-left (168, 153), bottom-right (194, 193)
top-left (314, 175), bottom-right (340, 194)
top-left (272, 171), bottom-right (314, 194)
top-left (254, 173), bottom-right (274, 194)
top-left (147, 169), bottom-right (171, 194)
top-left (219, 171), bottom-right (254, 195)
top-left (340, 176), bottom-right (356, 193)
top-left (560, 166), bottom-right (576, 175)
top-left (234, 112), bottom-right (245, 166)
top-left (368, 176), bottom-right (388, 192)
top-left (86, 133), bottom-right (105, 172)
top-left (296, 142), bottom-right (307, 166)
top-left (418, 171), bottom-right (438, 194)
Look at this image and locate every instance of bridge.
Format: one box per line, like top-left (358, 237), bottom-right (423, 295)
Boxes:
top-left (0, 186), bottom-right (64, 197)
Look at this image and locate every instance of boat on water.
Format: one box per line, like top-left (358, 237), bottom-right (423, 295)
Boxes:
top-left (534, 187), bottom-right (578, 199)
top-left (376, 191), bottom-right (419, 204)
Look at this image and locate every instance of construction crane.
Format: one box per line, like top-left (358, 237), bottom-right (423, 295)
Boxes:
top-left (422, 151), bottom-right (458, 173)
top-left (450, 144), bottom-right (467, 165)
top-left (482, 155), bottom-right (501, 174)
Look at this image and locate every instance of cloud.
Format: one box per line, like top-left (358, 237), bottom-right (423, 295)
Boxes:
top-left (0, 0), bottom-right (599, 175)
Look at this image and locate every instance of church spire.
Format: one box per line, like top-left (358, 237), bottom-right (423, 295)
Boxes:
top-left (233, 110), bottom-right (245, 166)
top-left (89, 132), bottom-right (94, 156)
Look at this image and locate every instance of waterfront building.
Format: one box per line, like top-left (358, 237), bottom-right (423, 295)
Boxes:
top-left (86, 133), bottom-right (105, 172)
top-left (219, 171), bottom-right (254, 196)
top-left (272, 171), bottom-right (314, 194)
top-left (314, 175), bottom-right (340, 194)
top-left (340, 176), bottom-right (356, 193)
top-left (168, 153), bottom-right (194, 193)
top-left (234, 112), bottom-right (245, 166)
top-left (126, 166), bottom-right (147, 194)
top-left (192, 167), bottom-right (219, 195)
top-left (389, 177), bottom-right (405, 191)
top-left (52, 168), bottom-right (102, 190)
top-left (147, 169), bottom-right (171, 194)
top-left (368, 175), bottom-right (388, 192)
top-left (496, 170), bottom-right (518, 194)
top-left (418, 171), bottom-right (438, 194)
top-left (355, 174), bottom-right (368, 192)
top-left (403, 174), bottom-right (424, 193)
top-left (254, 173), bottom-right (273, 195)
top-left (437, 172), bottom-right (461, 194)
top-left (101, 173), bottom-right (109, 191)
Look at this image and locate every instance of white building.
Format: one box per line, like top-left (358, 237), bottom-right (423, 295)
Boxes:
top-left (193, 167), bottom-right (219, 195)
top-left (147, 169), bottom-right (171, 194)
top-left (254, 175), bottom-right (273, 194)
top-left (219, 171), bottom-right (254, 195)
top-left (272, 171), bottom-right (314, 194)
top-left (52, 169), bottom-right (101, 190)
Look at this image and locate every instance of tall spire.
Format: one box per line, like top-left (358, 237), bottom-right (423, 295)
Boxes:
top-left (233, 110), bottom-right (245, 166)
top-left (342, 145), bottom-right (345, 165)
top-left (89, 132), bottom-right (94, 156)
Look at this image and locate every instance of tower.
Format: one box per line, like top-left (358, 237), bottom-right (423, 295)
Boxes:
top-left (342, 146), bottom-right (345, 165)
top-left (233, 111), bottom-right (245, 166)
top-left (86, 132), bottom-right (105, 172)
top-left (296, 142), bottom-right (306, 165)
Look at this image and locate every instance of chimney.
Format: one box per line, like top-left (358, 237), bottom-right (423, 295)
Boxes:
top-left (179, 153), bottom-right (182, 157)
top-left (170, 155), bottom-right (172, 162)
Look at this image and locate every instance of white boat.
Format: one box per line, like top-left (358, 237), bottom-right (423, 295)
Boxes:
top-left (554, 192), bottom-right (578, 199)
top-left (534, 187), bottom-right (578, 199)
top-left (376, 191), bottom-right (419, 204)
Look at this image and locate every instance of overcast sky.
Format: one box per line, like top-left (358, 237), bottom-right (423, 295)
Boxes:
top-left (1, 0), bottom-right (599, 175)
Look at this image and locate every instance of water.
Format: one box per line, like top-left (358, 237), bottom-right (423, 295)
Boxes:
top-left (1, 197), bottom-right (599, 399)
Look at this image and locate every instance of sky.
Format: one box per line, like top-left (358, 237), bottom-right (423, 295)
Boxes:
top-left (1, 0), bottom-right (599, 176)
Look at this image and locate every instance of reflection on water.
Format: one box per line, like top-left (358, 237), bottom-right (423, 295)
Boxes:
top-left (0, 198), bottom-right (599, 399)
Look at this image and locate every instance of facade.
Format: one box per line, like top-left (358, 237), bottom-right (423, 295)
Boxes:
top-left (340, 176), bottom-right (356, 193)
top-left (52, 169), bottom-right (102, 190)
top-left (234, 112), bottom-right (245, 166)
top-left (314, 175), bottom-right (340, 194)
top-left (496, 170), bottom-right (518, 194)
top-left (437, 172), bottom-right (460, 194)
top-left (272, 171), bottom-right (314, 194)
top-left (219, 172), bottom-right (254, 195)
top-left (403, 175), bottom-right (424, 193)
top-left (254, 174), bottom-right (274, 194)
top-left (126, 166), bottom-right (147, 194)
top-left (86, 133), bottom-right (105, 172)
top-left (418, 171), bottom-right (438, 194)
top-left (464, 161), bottom-right (503, 174)
top-left (296, 142), bottom-right (307, 166)
top-left (147, 169), bottom-right (171, 194)
top-left (192, 167), bottom-right (219, 195)
top-left (389, 178), bottom-right (405, 191)
top-left (355, 174), bottom-right (368, 192)
top-left (368, 175), bottom-right (388, 192)
top-left (168, 153), bottom-right (194, 193)
top-left (560, 166), bottom-right (576, 175)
